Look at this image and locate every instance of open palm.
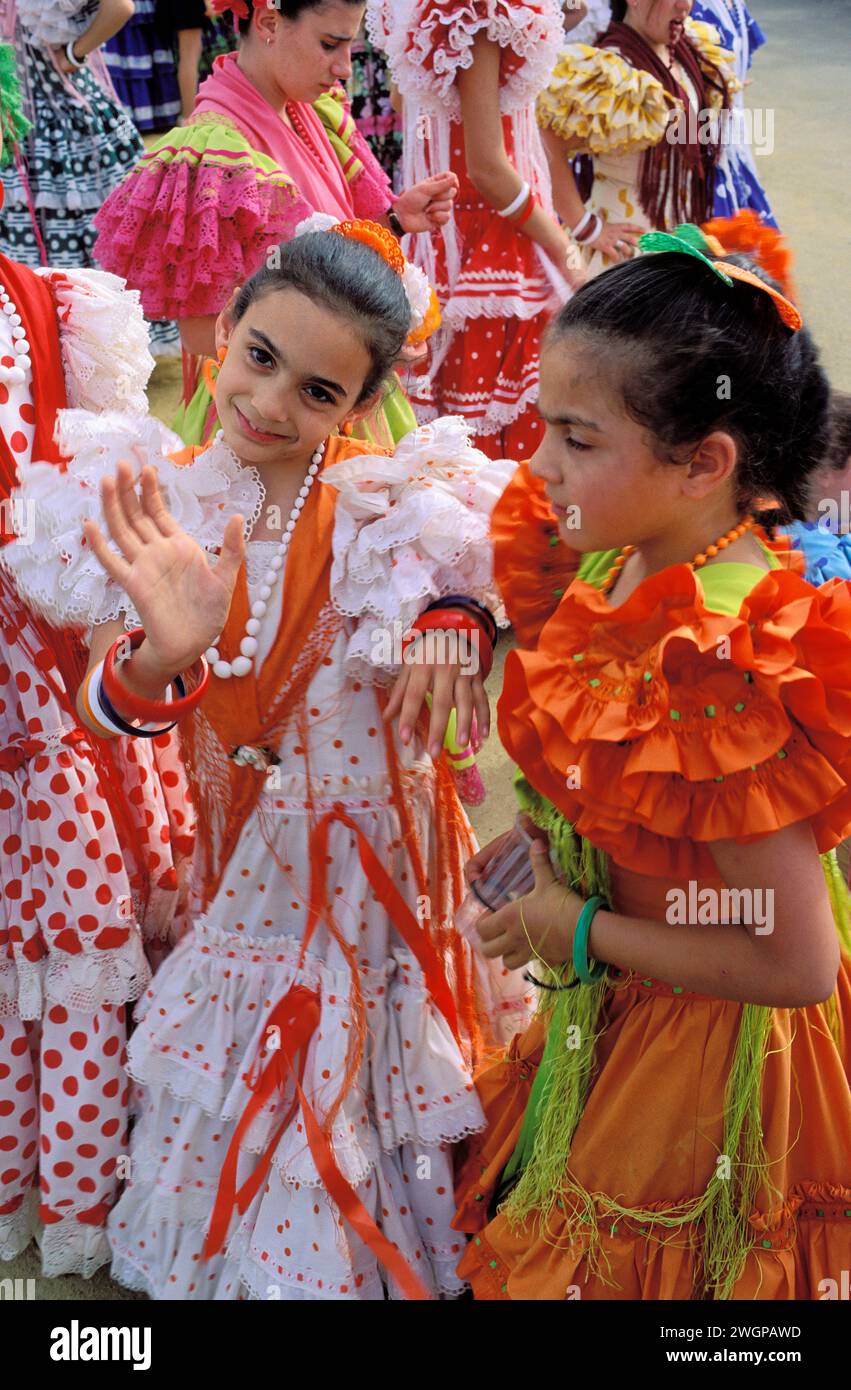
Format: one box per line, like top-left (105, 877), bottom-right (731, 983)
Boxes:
top-left (83, 459), bottom-right (245, 674)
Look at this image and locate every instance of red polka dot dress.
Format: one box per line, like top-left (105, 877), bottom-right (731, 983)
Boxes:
top-left (0, 261), bottom-right (193, 1276)
top-left (91, 424), bottom-right (534, 1300)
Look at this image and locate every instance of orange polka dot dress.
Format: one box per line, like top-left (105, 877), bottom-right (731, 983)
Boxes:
top-left (90, 420), bottom-right (533, 1300)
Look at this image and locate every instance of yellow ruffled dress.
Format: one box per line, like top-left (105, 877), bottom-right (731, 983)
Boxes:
top-left (538, 19), bottom-right (738, 278)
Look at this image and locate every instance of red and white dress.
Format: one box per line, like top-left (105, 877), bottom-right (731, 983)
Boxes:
top-left (368, 0), bottom-right (567, 460)
top-left (0, 257), bottom-right (193, 1277)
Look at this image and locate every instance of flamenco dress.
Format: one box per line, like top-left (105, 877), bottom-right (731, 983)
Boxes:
top-left (93, 51), bottom-right (416, 448)
top-left (454, 464), bottom-right (851, 1299)
top-left (0, 253), bottom-right (193, 1276)
top-left (8, 415), bottom-right (534, 1299)
top-left (367, 0), bottom-right (568, 461)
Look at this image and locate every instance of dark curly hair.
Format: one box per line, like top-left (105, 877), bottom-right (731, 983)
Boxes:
top-left (546, 251), bottom-right (831, 526)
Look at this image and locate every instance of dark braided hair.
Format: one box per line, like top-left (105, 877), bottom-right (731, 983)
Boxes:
top-left (233, 232), bottom-right (410, 405)
top-left (238, 0), bottom-right (364, 36)
top-left (546, 251), bottom-right (830, 525)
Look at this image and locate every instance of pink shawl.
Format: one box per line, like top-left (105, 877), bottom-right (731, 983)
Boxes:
top-left (194, 52), bottom-right (354, 222)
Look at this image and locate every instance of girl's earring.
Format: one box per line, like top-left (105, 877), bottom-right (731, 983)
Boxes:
top-left (341, 419), bottom-right (354, 438)
top-left (202, 345), bottom-right (228, 396)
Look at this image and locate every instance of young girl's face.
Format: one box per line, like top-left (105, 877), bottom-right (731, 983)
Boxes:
top-left (531, 337), bottom-right (688, 553)
top-left (215, 286), bottom-right (372, 468)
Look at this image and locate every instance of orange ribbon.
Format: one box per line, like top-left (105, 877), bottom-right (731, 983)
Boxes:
top-left (309, 806), bottom-right (461, 1048)
top-left (204, 980), bottom-right (432, 1299)
top-left (203, 985), bottom-right (320, 1261)
top-left (204, 802), bottom-right (460, 1296)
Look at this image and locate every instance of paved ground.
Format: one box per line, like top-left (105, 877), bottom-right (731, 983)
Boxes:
top-left (10, 0), bottom-right (850, 1300)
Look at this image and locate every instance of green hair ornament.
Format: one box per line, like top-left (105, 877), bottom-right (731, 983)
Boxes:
top-left (0, 44), bottom-right (31, 169)
top-left (637, 223), bottom-right (802, 331)
top-left (638, 226), bottom-right (734, 286)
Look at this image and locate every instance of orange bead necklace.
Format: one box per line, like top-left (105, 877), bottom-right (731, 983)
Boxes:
top-left (600, 515), bottom-right (756, 595)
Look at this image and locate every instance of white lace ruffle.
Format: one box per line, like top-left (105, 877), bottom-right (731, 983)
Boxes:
top-left (15, 0), bottom-right (89, 48)
top-left (39, 1210), bottom-right (112, 1280)
top-left (0, 927), bottom-right (151, 1022)
top-left (322, 417), bottom-right (515, 681)
top-left (35, 266), bottom-right (155, 417)
top-left (0, 422), bottom-right (264, 635)
top-left (367, 0), bottom-right (564, 119)
top-left (0, 1190), bottom-right (37, 1264)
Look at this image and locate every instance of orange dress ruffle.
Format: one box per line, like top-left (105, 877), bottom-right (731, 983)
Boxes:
top-left (454, 466), bottom-right (851, 1300)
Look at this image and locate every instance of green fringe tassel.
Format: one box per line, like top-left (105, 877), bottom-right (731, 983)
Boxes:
top-left (819, 849), bottom-right (851, 1043)
top-left (502, 773), bottom-right (779, 1299)
top-left (0, 44), bottom-right (31, 169)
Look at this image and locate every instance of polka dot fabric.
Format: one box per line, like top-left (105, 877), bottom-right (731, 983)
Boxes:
top-left (107, 549), bottom-right (532, 1300)
top-left (0, 295), bottom-right (192, 1275)
top-left (406, 127), bottom-right (554, 460)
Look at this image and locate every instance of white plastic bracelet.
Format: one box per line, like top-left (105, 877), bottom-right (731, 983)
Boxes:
top-left (585, 214), bottom-right (604, 246)
top-left (497, 181), bottom-right (531, 220)
top-left (570, 208), bottom-right (595, 240)
top-left (65, 38), bottom-right (85, 69)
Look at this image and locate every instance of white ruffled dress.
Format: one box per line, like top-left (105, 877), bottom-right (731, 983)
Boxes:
top-left (7, 415), bottom-right (532, 1298)
top-left (0, 266), bottom-right (192, 1277)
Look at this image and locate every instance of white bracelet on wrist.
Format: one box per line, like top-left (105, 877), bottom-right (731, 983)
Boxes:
top-left (65, 38), bottom-right (85, 68)
top-left (570, 208), bottom-right (594, 240)
top-left (497, 181), bottom-right (531, 220)
top-left (571, 209), bottom-right (604, 246)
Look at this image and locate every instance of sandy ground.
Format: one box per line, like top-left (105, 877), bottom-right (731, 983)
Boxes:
top-left (9, 0), bottom-right (850, 1300)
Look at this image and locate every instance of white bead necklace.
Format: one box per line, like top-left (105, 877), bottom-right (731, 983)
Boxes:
top-left (0, 284), bottom-right (33, 385)
top-left (205, 439), bottom-right (325, 679)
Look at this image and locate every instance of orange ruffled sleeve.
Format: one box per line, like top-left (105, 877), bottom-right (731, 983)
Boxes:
top-left (498, 559), bottom-right (851, 879)
top-left (491, 461), bottom-right (582, 649)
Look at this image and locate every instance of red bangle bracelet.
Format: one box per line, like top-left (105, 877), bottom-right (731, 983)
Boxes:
top-left (515, 193), bottom-right (538, 228)
top-left (102, 628), bottom-right (211, 723)
top-left (405, 609), bottom-right (494, 680)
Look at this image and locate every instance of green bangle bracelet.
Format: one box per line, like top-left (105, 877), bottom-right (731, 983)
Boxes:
top-left (572, 894), bottom-right (608, 985)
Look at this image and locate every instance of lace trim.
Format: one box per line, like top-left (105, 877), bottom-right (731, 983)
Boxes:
top-left (38, 267), bottom-right (155, 417)
top-left (0, 1190), bottom-right (37, 1263)
top-left (0, 929), bottom-right (151, 1022)
top-left (1, 425), bottom-right (264, 634)
top-left (369, 0), bottom-right (564, 119)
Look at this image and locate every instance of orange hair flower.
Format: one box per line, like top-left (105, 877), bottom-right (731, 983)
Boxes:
top-left (702, 210), bottom-right (797, 303)
top-left (406, 288), bottom-right (442, 347)
top-left (331, 220), bottom-right (407, 276)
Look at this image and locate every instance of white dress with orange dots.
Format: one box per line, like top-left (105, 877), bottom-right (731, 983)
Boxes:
top-left (9, 416), bottom-right (533, 1299)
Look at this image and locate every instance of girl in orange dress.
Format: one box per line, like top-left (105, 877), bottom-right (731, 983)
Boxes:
top-left (454, 231), bottom-right (851, 1300)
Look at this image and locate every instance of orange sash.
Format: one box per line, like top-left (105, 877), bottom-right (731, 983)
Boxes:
top-left (180, 433), bottom-right (378, 909)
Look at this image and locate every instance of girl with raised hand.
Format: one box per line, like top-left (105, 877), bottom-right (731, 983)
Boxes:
top-left (454, 232), bottom-right (851, 1300)
top-left (94, 0), bottom-right (458, 447)
top-left (7, 221), bottom-right (533, 1299)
